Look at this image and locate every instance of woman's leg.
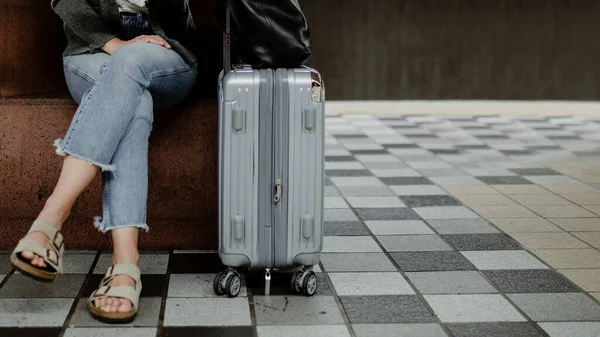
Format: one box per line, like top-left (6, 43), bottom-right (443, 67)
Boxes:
top-left (21, 53), bottom-right (110, 268)
top-left (86, 43), bottom-right (196, 313)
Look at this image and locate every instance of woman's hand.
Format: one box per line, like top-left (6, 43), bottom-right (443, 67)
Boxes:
top-left (101, 35), bottom-right (172, 55)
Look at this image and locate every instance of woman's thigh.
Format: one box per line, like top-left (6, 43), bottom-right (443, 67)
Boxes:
top-left (110, 43), bottom-right (198, 109)
top-left (62, 53), bottom-right (112, 104)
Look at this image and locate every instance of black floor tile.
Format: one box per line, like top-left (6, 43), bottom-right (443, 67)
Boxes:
top-left (445, 323), bottom-right (544, 337)
top-left (80, 274), bottom-right (168, 297)
top-left (168, 253), bottom-right (224, 274)
top-left (500, 150), bottom-right (532, 156)
top-left (390, 251), bottom-right (476, 272)
top-left (442, 234), bottom-right (522, 251)
top-left (510, 168), bottom-right (562, 176)
top-left (383, 144), bottom-right (419, 149)
top-left (379, 177), bottom-right (434, 186)
top-left (482, 270), bottom-right (582, 293)
top-left (0, 328), bottom-right (62, 337)
top-left (326, 170), bottom-right (372, 177)
top-left (340, 295), bottom-right (436, 323)
top-left (349, 150), bottom-right (390, 155)
top-left (247, 272), bottom-right (331, 296)
top-left (326, 156), bottom-right (356, 162)
top-left (429, 149), bottom-right (460, 155)
top-left (324, 221), bottom-right (369, 236)
top-left (400, 195), bottom-right (462, 207)
top-left (355, 208), bottom-right (421, 221)
top-left (162, 327), bottom-right (254, 337)
top-left (478, 176), bottom-right (533, 185)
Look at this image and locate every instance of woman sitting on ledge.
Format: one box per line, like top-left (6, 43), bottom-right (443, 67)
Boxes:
top-left (10, 0), bottom-right (198, 323)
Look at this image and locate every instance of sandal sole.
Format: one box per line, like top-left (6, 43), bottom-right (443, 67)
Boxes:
top-left (88, 303), bottom-right (137, 324)
top-left (10, 254), bottom-right (56, 283)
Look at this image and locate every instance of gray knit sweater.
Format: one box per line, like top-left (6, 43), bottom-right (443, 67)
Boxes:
top-left (51, 0), bottom-right (198, 65)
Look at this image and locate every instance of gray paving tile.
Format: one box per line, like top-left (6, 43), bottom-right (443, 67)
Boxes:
top-left (324, 221), bottom-right (369, 236)
top-left (508, 293), bottom-right (600, 321)
top-left (324, 186), bottom-right (341, 197)
top-left (482, 270), bottom-right (581, 293)
top-left (323, 236), bottom-right (382, 253)
top-left (0, 275), bottom-right (5, 283)
top-left (325, 197), bottom-right (350, 209)
top-left (379, 235), bottom-right (453, 252)
top-left (70, 297), bottom-right (161, 327)
top-left (379, 177), bottom-right (434, 185)
top-left (353, 323), bottom-right (447, 337)
top-left (355, 208), bottom-right (421, 221)
top-left (324, 209), bottom-right (359, 222)
top-left (257, 325), bottom-right (350, 337)
top-left (329, 272), bottom-right (415, 295)
top-left (365, 220), bottom-right (434, 235)
top-left (320, 253), bottom-right (396, 272)
top-left (340, 295), bottom-right (436, 323)
top-left (413, 206), bottom-right (479, 220)
top-left (406, 271), bottom-right (497, 294)
top-left (427, 219), bottom-right (500, 234)
top-left (0, 274), bottom-right (85, 298)
top-left (400, 195), bottom-right (462, 207)
top-left (443, 234), bottom-right (522, 251)
top-left (390, 251), bottom-right (476, 272)
top-left (0, 298), bottom-right (74, 327)
top-left (479, 176), bottom-right (534, 185)
top-left (338, 186), bottom-right (395, 197)
top-left (446, 323), bottom-right (543, 337)
top-left (168, 274), bottom-right (247, 297)
top-left (424, 294), bottom-right (526, 323)
top-left (254, 296), bottom-right (344, 325)
top-left (539, 322), bottom-right (600, 337)
top-left (63, 328), bottom-right (157, 337)
top-left (94, 253), bottom-right (169, 274)
top-left (461, 251), bottom-right (549, 270)
top-left (525, 175), bottom-right (580, 185)
top-left (164, 298), bottom-right (251, 326)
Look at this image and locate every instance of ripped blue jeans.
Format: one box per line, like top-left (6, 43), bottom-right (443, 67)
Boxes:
top-left (56, 16), bottom-right (197, 232)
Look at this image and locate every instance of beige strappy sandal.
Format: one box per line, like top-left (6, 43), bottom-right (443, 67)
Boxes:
top-left (88, 263), bottom-right (142, 324)
top-left (10, 220), bottom-right (64, 282)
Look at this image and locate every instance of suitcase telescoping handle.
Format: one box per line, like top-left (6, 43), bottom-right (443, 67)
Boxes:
top-left (223, 0), bottom-right (232, 73)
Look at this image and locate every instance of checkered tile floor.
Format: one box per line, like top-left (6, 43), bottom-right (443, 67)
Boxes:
top-left (2, 114), bottom-right (600, 337)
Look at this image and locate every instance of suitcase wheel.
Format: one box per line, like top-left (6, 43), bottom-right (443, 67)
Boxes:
top-left (213, 270), bottom-right (241, 298)
top-left (213, 271), bottom-right (228, 296)
top-left (290, 269), bottom-right (318, 296)
top-left (301, 271), bottom-right (318, 297)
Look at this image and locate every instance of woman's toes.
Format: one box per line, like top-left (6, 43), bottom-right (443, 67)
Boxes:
top-left (111, 299), bottom-right (120, 312)
top-left (118, 299), bottom-right (132, 313)
top-left (97, 298), bottom-right (106, 309)
top-left (21, 251), bottom-right (34, 261)
top-left (105, 298), bottom-right (113, 308)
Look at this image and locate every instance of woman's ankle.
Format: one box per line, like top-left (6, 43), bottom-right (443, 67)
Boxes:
top-left (36, 197), bottom-right (71, 230)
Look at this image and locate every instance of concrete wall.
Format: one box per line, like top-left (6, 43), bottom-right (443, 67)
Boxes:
top-left (301, 0), bottom-right (600, 100)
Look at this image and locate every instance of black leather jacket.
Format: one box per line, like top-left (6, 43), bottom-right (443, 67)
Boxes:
top-left (51, 0), bottom-right (198, 65)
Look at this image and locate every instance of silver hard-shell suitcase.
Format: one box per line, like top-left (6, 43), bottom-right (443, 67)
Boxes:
top-left (214, 2), bottom-right (325, 298)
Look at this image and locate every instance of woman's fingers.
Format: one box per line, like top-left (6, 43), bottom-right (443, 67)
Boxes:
top-left (135, 35), bottom-right (171, 48)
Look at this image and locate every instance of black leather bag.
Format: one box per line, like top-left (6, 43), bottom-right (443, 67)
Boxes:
top-left (219, 0), bottom-right (312, 69)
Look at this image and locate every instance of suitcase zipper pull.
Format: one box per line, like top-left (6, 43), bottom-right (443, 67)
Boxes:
top-left (265, 269), bottom-right (272, 296)
top-left (273, 179), bottom-right (282, 204)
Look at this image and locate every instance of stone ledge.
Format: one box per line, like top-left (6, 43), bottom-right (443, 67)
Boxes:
top-left (0, 97), bottom-right (219, 250)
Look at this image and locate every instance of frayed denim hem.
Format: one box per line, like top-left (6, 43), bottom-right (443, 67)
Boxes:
top-left (53, 138), bottom-right (116, 173)
top-left (94, 216), bottom-right (150, 233)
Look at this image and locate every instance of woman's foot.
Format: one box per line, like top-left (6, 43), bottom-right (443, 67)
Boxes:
top-left (19, 200), bottom-right (69, 269)
top-left (89, 260), bottom-right (142, 323)
top-left (93, 273), bottom-right (137, 313)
